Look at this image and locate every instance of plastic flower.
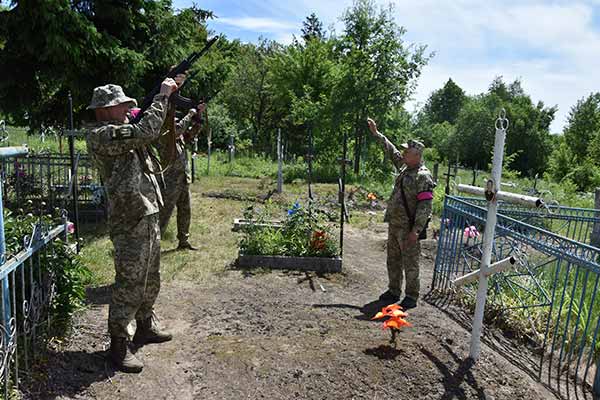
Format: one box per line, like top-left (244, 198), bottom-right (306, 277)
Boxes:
top-left (367, 192), bottom-right (377, 201)
top-left (287, 201), bottom-right (301, 216)
top-left (372, 304), bottom-right (408, 320)
top-left (383, 317), bottom-right (412, 330)
top-left (372, 304), bottom-right (412, 347)
top-left (463, 225), bottom-right (480, 239)
top-left (67, 221), bottom-right (75, 234)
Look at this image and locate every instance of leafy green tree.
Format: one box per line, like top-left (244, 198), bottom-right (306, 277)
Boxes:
top-left (269, 37), bottom-right (340, 158)
top-left (423, 78), bottom-right (466, 125)
top-left (0, 0), bottom-right (213, 129)
top-left (453, 77), bottom-right (555, 176)
top-left (220, 39), bottom-right (283, 155)
top-left (563, 92), bottom-right (600, 160)
top-left (548, 137), bottom-right (574, 182)
top-left (334, 0), bottom-right (430, 174)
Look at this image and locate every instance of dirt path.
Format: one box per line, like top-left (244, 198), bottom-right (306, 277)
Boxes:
top-left (29, 222), bottom-right (557, 400)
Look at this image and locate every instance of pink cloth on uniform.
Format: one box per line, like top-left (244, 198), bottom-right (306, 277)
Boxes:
top-left (416, 191), bottom-right (433, 201)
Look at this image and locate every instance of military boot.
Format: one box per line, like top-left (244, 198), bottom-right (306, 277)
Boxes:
top-left (133, 313), bottom-right (173, 345)
top-left (110, 337), bottom-right (143, 373)
top-left (177, 241), bottom-right (198, 251)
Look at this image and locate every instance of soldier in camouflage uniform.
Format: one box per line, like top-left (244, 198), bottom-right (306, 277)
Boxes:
top-left (156, 103), bottom-right (205, 250)
top-left (367, 118), bottom-right (435, 309)
top-left (85, 79), bottom-right (179, 373)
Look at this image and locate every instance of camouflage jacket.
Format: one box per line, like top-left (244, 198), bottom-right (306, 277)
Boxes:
top-left (155, 109), bottom-right (198, 183)
top-left (374, 132), bottom-right (435, 232)
top-left (85, 94), bottom-right (170, 234)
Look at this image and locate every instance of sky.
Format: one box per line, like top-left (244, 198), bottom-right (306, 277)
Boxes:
top-left (170, 0), bottom-right (600, 134)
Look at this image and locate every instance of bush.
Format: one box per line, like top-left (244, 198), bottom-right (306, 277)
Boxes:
top-left (239, 201), bottom-right (338, 257)
top-left (4, 209), bottom-right (91, 326)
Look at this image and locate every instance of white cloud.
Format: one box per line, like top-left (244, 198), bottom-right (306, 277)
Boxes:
top-left (217, 17), bottom-right (298, 32)
top-left (390, 0), bottom-right (600, 133)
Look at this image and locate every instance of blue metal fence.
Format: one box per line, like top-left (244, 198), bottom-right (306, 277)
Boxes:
top-left (0, 147), bottom-right (71, 397)
top-left (433, 195), bottom-right (600, 398)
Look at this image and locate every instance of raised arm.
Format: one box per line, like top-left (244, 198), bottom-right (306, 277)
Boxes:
top-left (367, 118), bottom-right (404, 169)
top-left (89, 78), bottom-right (179, 156)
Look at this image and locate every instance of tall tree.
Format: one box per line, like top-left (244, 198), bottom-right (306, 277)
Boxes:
top-left (563, 92), bottom-right (600, 160)
top-left (301, 13), bottom-right (325, 42)
top-left (334, 0), bottom-right (430, 174)
top-left (455, 77), bottom-right (555, 176)
top-left (220, 39), bottom-right (283, 154)
top-left (0, 0), bottom-right (212, 128)
top-left (269, 37), bottom-right (339, 158)
top-left (423, 78), bottom-right (466, 125)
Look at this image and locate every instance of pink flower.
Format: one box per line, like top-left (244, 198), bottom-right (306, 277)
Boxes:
top-left (67, 221), bottom-right (75, 234)
top-left (463, 225), bottom-right (479, 239)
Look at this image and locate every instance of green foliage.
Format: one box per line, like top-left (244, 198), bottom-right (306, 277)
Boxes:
top-left (301, 13), bottom-right (325, 42)
top-left (545, 92), bottom-right (600, 191)
top-left (0, 0), bottom-right (211, 129)
top-left (422, 78), bottom-right (466, 125)
top-left (3, 209), bottom-right (91, 326)
top-left (220, 39), bottom-right (283, 153)
top-left (563, 92), bottom-right (600, 159)
top-left (239, 202), bottom-right (338, 257)
top-left (334, 0), bottom-right (430, 174)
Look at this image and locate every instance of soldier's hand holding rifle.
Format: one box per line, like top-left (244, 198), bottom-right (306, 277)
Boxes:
top-left (160, 77), bottom-right (180, 96)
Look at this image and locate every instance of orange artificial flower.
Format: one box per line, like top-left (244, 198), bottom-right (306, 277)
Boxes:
top-left (371, 304), bottom-right (408, 320)
top-left (383, 317), bottom-right (412, 330)
top-left (367, 192), bottom-right (377, 201)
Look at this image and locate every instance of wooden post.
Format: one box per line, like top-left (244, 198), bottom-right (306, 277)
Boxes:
top-left (277, 128), bottom-right (283, 194)
top-left (228, 134), bottom-right (235, 163)
top-left (591, 188), bottom-right (600, 248)
top-left (206, 128), bottom-right (212, 176)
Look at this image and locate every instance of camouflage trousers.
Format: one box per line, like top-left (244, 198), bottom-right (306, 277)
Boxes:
top-left (159, 169), bottom-right (191, 244)
top-left (109, 214), bottom-right (161, 338)
top-left (386, 224), bottom-right (421, 300)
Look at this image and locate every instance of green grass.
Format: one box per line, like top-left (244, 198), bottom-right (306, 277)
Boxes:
top-left (4, 126), bottom-right (87, 154)
top-left (79, 176), bottom-right (366, 287)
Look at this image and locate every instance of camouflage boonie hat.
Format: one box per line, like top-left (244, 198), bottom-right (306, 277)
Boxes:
top-left (401, 139), bottom-right (425, 153)
top-left (87, 84), bottom-right (137, 110)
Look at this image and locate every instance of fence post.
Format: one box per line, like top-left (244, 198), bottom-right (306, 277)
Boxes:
top-left (594, 359), bottom-right (600, 399)
top-left (206, 128), bottom-right (212, 176)
top-left (67, 93), bottom-right (80, 252)
top-left (277, 129), bottom-right (283, 194)
top-left (592, 188), bottom-right (600, 248)
top-left (228, 134), bottom-right (235, 164)
top-left (0, 147), bottom-right (28, 331)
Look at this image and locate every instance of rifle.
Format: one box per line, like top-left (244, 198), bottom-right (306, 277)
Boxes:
top-left (134, 36), bottom-right (218, 174)
top-left (131, 36), bottom-right (219, 124)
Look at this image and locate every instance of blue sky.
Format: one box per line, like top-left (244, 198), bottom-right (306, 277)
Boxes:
top-left (172, 0), bottom-right (600, 134)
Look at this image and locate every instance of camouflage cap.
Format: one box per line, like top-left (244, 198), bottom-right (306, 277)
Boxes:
top-left (87, 84), bottom-right (137, 110)
top-left (401, 139), bottom-right (425, 154)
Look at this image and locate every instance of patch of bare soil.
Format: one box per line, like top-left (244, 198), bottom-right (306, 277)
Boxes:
top-left (28, 224), bottom-right (557, 400)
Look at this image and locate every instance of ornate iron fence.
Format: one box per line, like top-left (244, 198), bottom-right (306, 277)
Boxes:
top-left (433, 195), bottom-right (600, 398)
top-left (0, 153), bottom-right (106, 224)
